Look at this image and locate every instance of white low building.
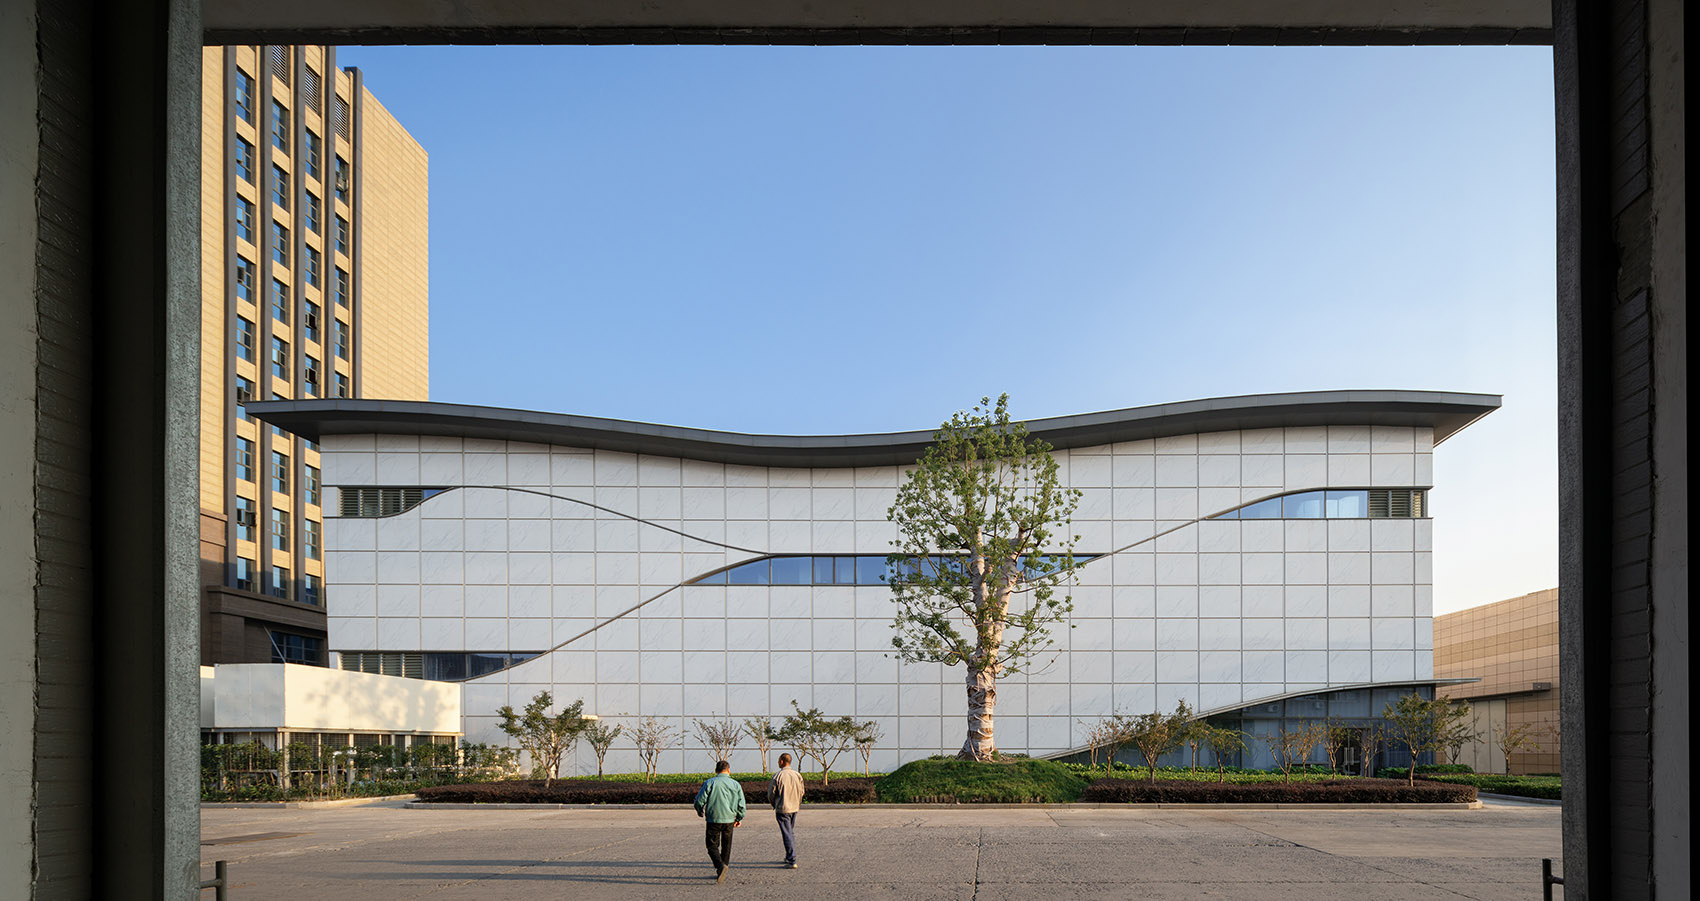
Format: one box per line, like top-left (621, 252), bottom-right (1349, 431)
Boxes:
top-left (251, 390), bottom-right (1496, 774)
top-left (201, 663), bottom-right (461, 749)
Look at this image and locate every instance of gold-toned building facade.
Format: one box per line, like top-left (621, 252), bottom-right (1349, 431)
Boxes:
top-left (199, 45), bottom-right (428, 665)
top-left (1435, 588), bottom-right (1561, 775)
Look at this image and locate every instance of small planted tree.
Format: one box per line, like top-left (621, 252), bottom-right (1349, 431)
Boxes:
top-left (1382, 694), bottom-right (1473, 786)
top-left (1357, 723), bottom-right (1386, 777)
top-left (495, 691), bottom-right (589, 786)
top-left (1492, 721), bottom-right (1544, 774)
top-left (776, 700), bottom-right (865, 787)
top-left (854, 720), bottom-right (883, 776)
top-left (582, 720), bottom-right (623, 778)
top-left (1200, 725), bottom-right (1248, 783)
top-left (1079, 717), bottom-right (1121, 772)
top-left (693, 714), bottom-right (742, 769)
top-left (887, 394), bottom-right (1083, 761)
top-left (1322, 721), bottom-right (1357, 774)
top-left (629, 715), bottom-right (680, 784)
top-left (1262, 722), bottom-right (1325, 783)
top-left (1120, 702), bottom-right (1192, 784)
top-left (743, 716), bottom-right (779, 773)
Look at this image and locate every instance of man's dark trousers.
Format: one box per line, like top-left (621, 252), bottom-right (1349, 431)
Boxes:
top-left (706, 822), bottom-right (735, 872)
top-left (775, 812), bottom-right (797, 864)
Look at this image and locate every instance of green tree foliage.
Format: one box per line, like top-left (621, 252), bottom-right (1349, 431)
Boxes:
top-left (1121, 701), bottom-right (1194, 784)
top-left (1382, 694), bottom-right (1474, 786)
top-left (887, 394), bottom-right (1082, 761)
top-left (742, 716), bottom-right (779, 773)
top-left (1200, 725), bottom-right (1249, 783)
top-left (495, 691), bottom-right (589, 786)
top-left (776, 700), bottom-right (869, 786)
top-left (582, 720), bottom-right (624, 778)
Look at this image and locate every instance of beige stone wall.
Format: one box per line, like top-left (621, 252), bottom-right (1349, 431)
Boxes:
top-left (1435, 588), bottom-right (1560, 774)
top-left (355, 88), bottom-right (429, 402)
top-left (199, 47), bottom-right (226, 515)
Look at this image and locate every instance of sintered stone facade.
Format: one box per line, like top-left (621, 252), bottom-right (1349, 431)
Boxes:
top-left (253, 390), bottom-right (1496, 774)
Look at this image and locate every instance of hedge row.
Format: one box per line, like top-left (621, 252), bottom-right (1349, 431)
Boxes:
top-left (1420, 774), bottom-right (1561, 800)
top-left (416, 777), bottom-right (879, 805)
top-left (1080, 777), bottom-right (1478, 804)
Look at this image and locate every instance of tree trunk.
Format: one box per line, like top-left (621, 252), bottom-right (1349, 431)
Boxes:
top-left (958, 665), bottom-right (998, 761)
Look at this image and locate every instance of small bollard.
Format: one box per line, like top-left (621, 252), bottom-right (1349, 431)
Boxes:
top-left (199, 859), bottom-right (229, 899)
top-left (1542, 858), bottom-right (1564, 900)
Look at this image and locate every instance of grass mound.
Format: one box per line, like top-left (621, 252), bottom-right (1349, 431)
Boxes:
top-left (1080, 777), bottom-right (1477, 804)
top-left (875, 758), bottom-right (1091, 803)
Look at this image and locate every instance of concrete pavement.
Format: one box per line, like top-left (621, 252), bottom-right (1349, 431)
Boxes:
top-left (200, 800), bottom-right (1563, 899)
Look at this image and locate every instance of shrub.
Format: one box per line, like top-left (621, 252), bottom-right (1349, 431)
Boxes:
top-left (1419, 774), bottom-right (1561, 800)
top-left (416, 777), bottom-right (879, 805)
top-left (874, 758), bottom-right (1090, 803)
top-left (1080, 777), bottom-right (1477, 804)
top-left (1376, 763), bottom-right (1475, 779)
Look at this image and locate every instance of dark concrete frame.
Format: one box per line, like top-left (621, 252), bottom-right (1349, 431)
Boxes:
top-left (12, 0), bottom-right (1681, 897)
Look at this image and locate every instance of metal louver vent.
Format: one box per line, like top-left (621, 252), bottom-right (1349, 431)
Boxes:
top-left (303, 67), bottom-right (323, 113)
top-left (267, 46), bottom-right (289, 85)
top-left (340, 651), bottom-right (424, 680)
top-left (337, 487), bottom-right (440, 518)
top-left (1367, 489), bottom-right (1426, 518)
top-left (333, 96), bottom-right (351, 140)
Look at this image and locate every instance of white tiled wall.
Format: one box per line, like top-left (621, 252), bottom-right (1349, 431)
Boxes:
top-left (321, 425), bottom-right (1436, 774)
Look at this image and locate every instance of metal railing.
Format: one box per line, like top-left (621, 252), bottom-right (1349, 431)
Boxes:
top-left (200, 860), bottom-right (229, 899)
top-left (1543, 858), bottom-right (1564, 899)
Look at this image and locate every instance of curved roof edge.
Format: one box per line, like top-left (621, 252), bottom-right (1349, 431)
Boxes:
top-left (248, 390), bottom-right (1500, 468)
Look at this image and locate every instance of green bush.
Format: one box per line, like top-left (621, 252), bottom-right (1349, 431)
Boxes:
top-left (1081, 777), bottom-right (1477, 804)
top-left (1420, 774), bottom-right (1561, 800)
top-left (1059, 763), bottom-right (1358, 784)
top-left (1375, 763), bottom-right (1474, 778)
top-left (419, 777), bottom-right (879, 805)
top-left (875, 758), bottom-right (1090, 803)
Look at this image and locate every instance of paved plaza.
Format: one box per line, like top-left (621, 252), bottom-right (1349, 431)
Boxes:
top-left (200, 799), bottom-right (1563, 900)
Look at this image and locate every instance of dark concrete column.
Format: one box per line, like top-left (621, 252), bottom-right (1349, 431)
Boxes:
top-left (92, 0), bottom-right (204, 896)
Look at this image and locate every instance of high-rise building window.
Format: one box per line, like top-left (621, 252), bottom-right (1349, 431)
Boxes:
top-left (235, 557), bottom-right (256, 592)
top-left (270, 278), bottom-right (288, 323)
top-left (271, 164), bottom-right (289, 210)
top-left (335, 373), bottom-right (350, 398)
top-left (235, 69), bottom-right (255, 124)
top-left (271, 99), bottom-right (289, 152)
top-left (334, 267), bottom-right (350, 306)
top-left (334, 156), bottom-right (350, 201)
top-left (334, 319), bottom-right (349, 360)
top-left (235, 376), bottom-right (255, 421)
top-left (304, 519), bottom-right (322, 560)
top-left (270, 631), bottom-right (320, 663)
top-left (234, 496), bottom-right (256, 541)
top-left (235, 316), bottom-right (255, 362)
top-left (235, 136), bottom-right (254, 183)
top-left (305, 191), bottom-right (320, 232)
top-left (235, 198), bottom-right (255, 243)
top-left (305, 465), bottom-right (321, 506)
top-left (235, 437), bottom-right (256, 482)
top-left (271, 450), bottom-right (290, 494)
top-left (335, 215), bottom-right (349, 255)
top-left (235, 257), bottom-right (255, 302)
top-left (303, 355), bottom-right (320, 396)
top-left (267, 566), bottom-right (290, 599)
top-left (270, 508), bottom-right (289, 551)
top-left (303, 300), bottom-right (321, 343)
top-left (270, 336), bottom-right (290, 381)
top-left (302, 574), bottom-right (323, 607)
top-left (305, 129), bottom-right (322, 173)
top-left (305, 246), bottom-right (321, 287)
top-left (271, 221), bottom-right (289, 266)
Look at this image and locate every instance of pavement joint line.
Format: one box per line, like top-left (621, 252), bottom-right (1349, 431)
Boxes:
top-left (1199, 810), bottom-right (1486, 900)
top-left (970, 826), bottom-right (985, 901)
top-left (414, 828), bottom-right (654, 897)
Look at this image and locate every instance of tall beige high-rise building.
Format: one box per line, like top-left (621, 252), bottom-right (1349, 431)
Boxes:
top-left (198, 45), bottom-right (428, 665)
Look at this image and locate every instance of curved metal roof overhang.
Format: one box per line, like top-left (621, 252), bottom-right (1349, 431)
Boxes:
top-left (248, 390), bottom-right (1500, 468)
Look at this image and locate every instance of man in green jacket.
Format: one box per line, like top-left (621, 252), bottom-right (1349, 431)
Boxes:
top-left (693, 760), bottom-right (746, 882)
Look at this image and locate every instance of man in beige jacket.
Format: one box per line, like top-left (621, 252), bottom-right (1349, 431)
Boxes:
top-left (765, 753), bottom-right (806, 868)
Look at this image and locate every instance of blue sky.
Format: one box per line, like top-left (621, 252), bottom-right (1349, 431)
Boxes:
top-left (339, 44), bottom-right (1558, 613)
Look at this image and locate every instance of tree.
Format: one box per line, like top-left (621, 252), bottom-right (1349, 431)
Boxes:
top-left (742, 716), bottom-right (779, 773)
top-left (1079, 716), bottom-right (1121, 772)
top-left (582, 720), bottom-right (623, 778)
top-left (693, 714), bottom-right (742, 769)
top-left (1382, 694), bottom-right (1473, 786)
top-left (887, 394), bottom-right (1083, 761)
top-left (629, 715), bottom-right (680, 784)
top-left (1322, 721), bottom-right (1357, 774)
top-left (495, 691), bottom-right (589, 786)
top-left (1492, 721), bottom-right (1544, 774)
top-left (854, 720), bottom-right (883, 776)
top-left (1199, 725), bottom-right (1248, 783)
top-left (776, 700), bottom-right (865, 787)
top-left (1262, 722), bottom-right (1325, 783)
top-left (1357, 723), bottom-right (1386, 777)
top-left (1120, 702), bottom-right (1192, 783)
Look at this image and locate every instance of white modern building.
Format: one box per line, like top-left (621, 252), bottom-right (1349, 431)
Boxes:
top-left (251, 390), bottom-right (1497, 774)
